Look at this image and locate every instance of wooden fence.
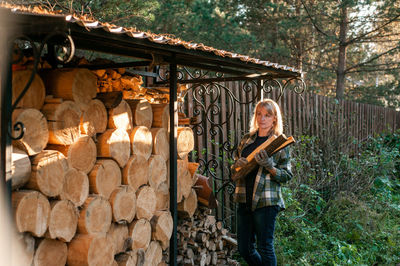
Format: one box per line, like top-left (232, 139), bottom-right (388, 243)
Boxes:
top-left (181, 80), bottom-right (400, 231)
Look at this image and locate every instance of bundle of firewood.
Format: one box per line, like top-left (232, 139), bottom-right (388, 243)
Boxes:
top-left (9, 66), bottom-right (197, 265)
top-left (174, 206), bottom-right (239, 266)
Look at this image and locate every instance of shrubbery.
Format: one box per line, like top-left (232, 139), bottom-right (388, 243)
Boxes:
top-left (272, 130), bottom-right (400, 265)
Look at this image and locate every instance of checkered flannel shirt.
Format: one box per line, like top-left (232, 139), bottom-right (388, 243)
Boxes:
top-left (232, 132), bottom-right (293, 211)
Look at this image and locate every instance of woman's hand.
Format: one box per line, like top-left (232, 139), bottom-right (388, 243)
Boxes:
top-left (234, 157), bottom-right (248, 169)
top-left (255, 150), bottom-right (274, 170)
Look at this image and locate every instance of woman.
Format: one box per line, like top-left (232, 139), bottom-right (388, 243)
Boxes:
top-left (232, 99), bottom-right (293, 266)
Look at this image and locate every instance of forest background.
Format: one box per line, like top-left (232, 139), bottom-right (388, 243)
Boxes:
top-left (4, 0), bottom-right (400, 264)
top-left (8, 0), bottom-right (400, 108)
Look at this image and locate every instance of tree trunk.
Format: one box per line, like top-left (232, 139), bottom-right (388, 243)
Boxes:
top-left (10, 146), bottom-right (31, 190)
top-left (108, 99), bottom-right (133, 130)
top-left (41, 101), bottom-right (81, 145)
top-left (41, 68), bottom-right (97, 111)
top-left (136, 185), bottom-right (156, 221)
top-left (67, 234), bottom-right (114, 266)
top-left (336, 5), bottom-right (348, 100)
top-left (122, 155), bottom-right (149, 192)
top-left (88, 159), bottom-right (122, 199)
top-left (150, 211), bottom-right (173, 250)
top-left (46, 200), bottom-right (78, 242)
top-left (177, 188), bottom-right (197, 218)
top-left (150, 128), bottom-right (169, 161)
top-left (12, 70), bottom-right (45, 110)
top-left (155, 181), bottom-right (169, 211)
top-left (80, 99), bottom-right (107, 136)
top-left (109, 185), bottom-right (136, 223)
top-left (129, 126), bottom-right (153, 160)
top-left (128, 219), bottom-right (151, 250)
top-left (47, 135), bottom-right (97, 174)
top-left (107, 223), bottom-right (129, 255)
top-left (27, 150), bottom-right (68, 197)
top-left (59, 168), bottom-right (89, 207)
top-left (12, 190), bottom-right (51, 237)
top-left (12, 108), bottom-right (48, 155)
top-left (177, 127), bottom-right (194, 159)
top-left (151, 103), bottom-right (169, 129)
top-left (77, 195), bottom-right (112, 235)
top-left (33, 239), bottom-right (67, 266)
top-left (144, 241), bottom-right (163, 266)
top-left (126, 99), bottom-right (153, 129)
top-left (97, 129), bottom-right (131, 167)
top-left (148, 155), bottom-right (167, 189)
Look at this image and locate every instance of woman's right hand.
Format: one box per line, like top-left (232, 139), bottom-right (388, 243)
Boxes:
top-left (234, 157), bottom-right (248, 169)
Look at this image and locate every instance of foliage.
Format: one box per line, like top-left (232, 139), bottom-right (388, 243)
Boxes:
top-left (272, 130), bottom-right (400, 265)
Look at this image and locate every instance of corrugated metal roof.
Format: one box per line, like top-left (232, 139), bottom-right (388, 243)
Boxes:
top-left (0, 4), bottom-right (301, 76)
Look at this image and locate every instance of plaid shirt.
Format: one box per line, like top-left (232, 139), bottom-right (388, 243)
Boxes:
top-left (232, 132), bottom-right (293, 211)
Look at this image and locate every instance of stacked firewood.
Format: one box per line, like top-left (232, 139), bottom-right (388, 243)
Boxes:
top-left (175, 206), bottom-right (239, 266)
top-left (9, 66), bottom-right (197, 265)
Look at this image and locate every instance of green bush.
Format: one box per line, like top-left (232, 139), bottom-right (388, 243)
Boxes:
top-left (272, 130), bottom-right (400, 265)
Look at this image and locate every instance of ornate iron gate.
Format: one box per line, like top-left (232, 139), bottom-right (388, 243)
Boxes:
top-left (174, 68), bottom-right (305, 233)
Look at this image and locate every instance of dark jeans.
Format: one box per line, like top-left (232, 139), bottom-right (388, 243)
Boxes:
top-left (237, 204), bottom-right (280, 266)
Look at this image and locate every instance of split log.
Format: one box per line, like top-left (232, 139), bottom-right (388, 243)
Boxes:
top-left (144, 241), bottom-right (162, 266)
top-left (129, 126), bottom-right (152, 160)
top-left (27, 150), bottom-right (68, 197)
top-left (150, 128), bottom-right (169, 161)
top-left (179, 169), bottom-right (193, 201)
top-left (59, 168), bottom-right (89, 207)
top-left (128, 219), bottom-right (151, 250)
top-left (187, 162), bottom-right (200, 180)
top-left (12, 108), bottom-right (48, 155)
top-left (77, 195), bottom-right (112, 234)
top-left (12, 70), bottom-right (45, 109)
top-left (107, 223), bottom-right (129, 255)
top-left (136, 185), bottom-right (156, 221)
top-left (148, 155), bottom-right (167, 189)
top-left (10, 146), bottom-right (31, 190)
top-left (47, 135), bottom-right (96, 174)
top-left (80, 99), bottom-right (107, 136)
top-left (155, 182), bottom-right (169, 211)
top-left (109, 185), bottom-right (136, 223)
top-left (33, 239), bottom-right (67, 266)
top-left (41, 101), bottom-right (81, 145)
top-left (177, 188), bottom-right (197, 218)
top-left (67, 234), bottom-right (114, 266)
top-left (115, 251), bottom-right (141, 266)
top-left (97, 128), bottom-right (131, 167)
top-left (122, 154), bottom-right (149, 192)
top-left (47, 200), bottom-right (78, 242)
top-left (177, 127), bottom-right (194, 159)
top-left (88, 159), bottom-right (121, 199)
top-left (151, 103), bottom-right (169, 129)
top-left (126, 99), bottom-right (153, 129)
top-left (12, 190), bottom-right (50, 237)
top-left (194, 174), bottom-right (218, 209)
top-left (108, 99), bottom-right (133, 130)
top-left (150, 211), bottom-right (173, 250)
top-left (41, 68), bottom-right (97, 111)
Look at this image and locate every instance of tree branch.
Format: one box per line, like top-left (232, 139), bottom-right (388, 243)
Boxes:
top-left (346, 14), bottom-right (400, 45)
top-left (346, 46), bottom-right (400, 72)
top-left (300, 0), bottom-right (337, 40)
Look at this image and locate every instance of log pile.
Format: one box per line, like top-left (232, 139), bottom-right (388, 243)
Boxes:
top-left (175, 206), bottom-right (239, 266)
top-left (10, 63), bottom-right (225, 266)
top-left (10, 67), bottom-right (194, 266)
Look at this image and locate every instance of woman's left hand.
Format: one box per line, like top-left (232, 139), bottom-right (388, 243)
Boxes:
top-left (254, 150), bottom-right (274, 169)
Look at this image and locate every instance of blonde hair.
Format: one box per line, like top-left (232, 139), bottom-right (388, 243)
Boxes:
top-left (249, 99), bottom-right (283, 135)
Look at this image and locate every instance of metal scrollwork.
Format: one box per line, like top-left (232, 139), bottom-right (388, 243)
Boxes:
top-left (283, 77), bottom-right (306, 95)
top-left (8, 31), bottom-right (75, 140)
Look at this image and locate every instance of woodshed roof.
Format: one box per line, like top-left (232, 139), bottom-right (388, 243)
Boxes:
top-left (0, 4), bottom-right (302, 78)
